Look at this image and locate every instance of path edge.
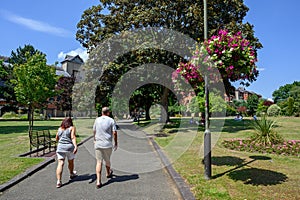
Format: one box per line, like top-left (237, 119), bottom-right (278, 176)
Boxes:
top-left (149, 137), bottom-right (196, 200)
top-left (0, 135), bottom-right (93, 193)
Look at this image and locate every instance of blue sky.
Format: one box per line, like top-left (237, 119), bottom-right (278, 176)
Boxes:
top-left (0, 1), bottom-right (299, 99)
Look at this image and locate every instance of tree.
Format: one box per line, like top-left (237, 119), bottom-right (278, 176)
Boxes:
top-left (188, 90), bottom-right (226, 116)
top-left (0, 59), bottom-right (17, 110)
top-left (9, 44), bottom-right (41, 65)
top-left (286, 97), bottom-right (295, 116)
top-left (272, 81), bottom-right (300, 103)
top-left (209, 92), bottom-right (227, 115)
top-left (2, 45), bottom-right (45, 115)
top-left (77, 1), bottom-right (261, 53)
top-left (129, 84), bottom-right (163, 120)
top-left (267, 104), bottom-right (281, 116)
top-left (11, 52), bottom-right (58, 134)
top-left (256, 99), bottom-right (273, 116)
top-left (55, 76), bottom-right (75, 116)
top-left (232, 99), bottom-right (247, 115)
top-left (246, 94), bottom-right (259, 116)
top-left (76, 0), bottom-right (262, 118)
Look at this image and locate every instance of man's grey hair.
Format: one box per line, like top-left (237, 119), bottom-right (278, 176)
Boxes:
top-left (102, 107), bottom-right (110, 114)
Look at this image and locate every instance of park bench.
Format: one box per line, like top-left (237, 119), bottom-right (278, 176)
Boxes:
top-left (29, 130), bottom-right (56, 156)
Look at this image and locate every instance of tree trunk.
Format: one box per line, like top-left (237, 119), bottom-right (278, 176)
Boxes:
top-left (145, 103), bottom-right (151, 121)
top-left (28, 104), bottom-right (34, 136)
top-left (161, 87), bottom-right (170, 123)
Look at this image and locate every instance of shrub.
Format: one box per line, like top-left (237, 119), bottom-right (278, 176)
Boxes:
top-left (174, 114), bottom-right (182, 118)
top-left (19, 114), bottom-right (28, 120)
top-left (267, 104), bottom-right (281, 116)
top-left (226, 104), bottom-right (236, 116)
top-left (237, 106), bottom-right (247, 115)
top-left (2, 112), bottom-right (17, 119)
top-left (251, 115), bottom-right (283, 145)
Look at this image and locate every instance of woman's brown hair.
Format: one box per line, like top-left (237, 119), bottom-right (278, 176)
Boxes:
top-left (60, 117), bottom-right (73, 129)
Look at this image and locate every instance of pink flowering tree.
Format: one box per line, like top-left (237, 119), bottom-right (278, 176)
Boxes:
top-left (173, 29), bottom-right (259, 94)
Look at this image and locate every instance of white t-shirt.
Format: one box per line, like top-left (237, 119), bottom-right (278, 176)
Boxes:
top-left (93, 116), bottom-right (117, 149)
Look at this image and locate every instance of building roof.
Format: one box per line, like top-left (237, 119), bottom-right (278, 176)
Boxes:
top-left (50, 65), bottom-right (71, 77)
top-left (0, 56), bottom-right (9, 62)
top-left (56, 70), bottom-right (71, 77)
top-left (236, 87), bottom-right (261, 97)
top-left (60, 55), bottom-right (84, 64)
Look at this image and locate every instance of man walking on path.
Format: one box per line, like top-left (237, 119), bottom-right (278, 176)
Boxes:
top-left (93, 107), bottom-right (118, 189)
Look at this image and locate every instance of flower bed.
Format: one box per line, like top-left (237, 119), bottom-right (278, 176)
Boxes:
top-left (222, 138), bottom-right (300, 156)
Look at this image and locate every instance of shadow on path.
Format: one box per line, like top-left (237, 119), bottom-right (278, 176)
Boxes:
top-left (102, 174), bottom-right (139, 187)
top-left (62, 173), bottom-right (139, 187)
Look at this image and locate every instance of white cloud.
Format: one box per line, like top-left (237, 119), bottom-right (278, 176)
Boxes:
top-left (2, 11), bottom-right (72, 37)
top-left (58, 48), bottom-right (89, 62)
top-left (257, 67), bottom-right (266, 71)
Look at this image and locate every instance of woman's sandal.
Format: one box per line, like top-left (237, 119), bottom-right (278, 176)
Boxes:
top-left (56, 181), bottom-right (62, 188)
top-left (96, 183), bottom-right (102, 189)
top-left (107, 170), bottom-right (113, 178)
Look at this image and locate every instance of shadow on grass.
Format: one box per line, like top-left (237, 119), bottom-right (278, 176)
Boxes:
top-left (212, 156), bottom-right (245, 166)
top-left (212, 155), bottom-right (287, 185)
top-left (221, 119), bottom-right (252, 133)
top-left (137, 118), bottom-right (254, 134)
top-left (228, 168), bottom-right (288, 186)
top-left (0, 126), bottom-right (58, 134)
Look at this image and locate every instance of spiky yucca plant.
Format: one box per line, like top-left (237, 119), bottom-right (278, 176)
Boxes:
top-left (251, 115), bottom-right (283, 146)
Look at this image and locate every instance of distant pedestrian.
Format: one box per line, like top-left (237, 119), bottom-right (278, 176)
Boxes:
top-left (55, 117), bottom-right (78, 188)
top-left (93, 107), bottom-right (118, 189)
top-left (253, 114), bottom-right (257, 120)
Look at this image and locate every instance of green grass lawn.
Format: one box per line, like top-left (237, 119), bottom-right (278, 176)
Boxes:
top-left (153, 117), bottom-right (300, 200)
top-left (0, 118), bottom-right (94, 185)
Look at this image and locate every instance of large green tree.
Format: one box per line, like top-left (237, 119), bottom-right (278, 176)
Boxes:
top-left (188, 90), bottom-right (226, 115)
top-left (0, 59), bottom-right (16, 110)
top-left (0, 45), bottom-right (44, 112)
top-left (273, 81), bottom-right (300, 116)
top-left (11, 52), bottom-right (58, 134)
top-left (9, 45), bottom-right (41, 65)
top-left (77, 0), bottom-right (261, 52)
top-left (76, 0), bottom-right (262, 118)
top-left (272, 81), bottom-right (300, 103)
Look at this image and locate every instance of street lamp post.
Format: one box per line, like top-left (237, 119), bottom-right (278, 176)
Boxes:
top-left (203, 0), bottom-right (212, 180)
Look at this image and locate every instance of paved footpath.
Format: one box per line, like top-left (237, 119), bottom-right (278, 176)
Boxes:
top-left (0, 120), bottom-right (181, 200)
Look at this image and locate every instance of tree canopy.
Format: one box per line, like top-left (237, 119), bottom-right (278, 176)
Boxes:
top-left (246, 94), bottom-right (259, 115)
top-left (272, 81), bottom-right (300, 103)
top-left (76, 0), bottom-right (262, 117)
top-left (0, 60), bottom-right (15, 106)
top-left (77, 0), bottom-right (262, 52)
top-left (11, 52), bottom-right (58, 132)
top-left (9, 44), bottom-right (43, 65)
top-left (0, 45), bottom-right (44, 109)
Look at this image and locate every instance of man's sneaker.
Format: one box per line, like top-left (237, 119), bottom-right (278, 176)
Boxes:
top-left (70, 171), bottom-right (77, 179)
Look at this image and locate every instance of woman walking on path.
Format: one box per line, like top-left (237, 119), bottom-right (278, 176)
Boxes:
top-left (55, 117), bottom-right (78, 188)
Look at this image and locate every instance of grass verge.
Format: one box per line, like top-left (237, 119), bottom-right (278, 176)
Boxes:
top-left (0, 118), bottom-right (94, 185)
top-left (153, 117), bottom-right (300, 200)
